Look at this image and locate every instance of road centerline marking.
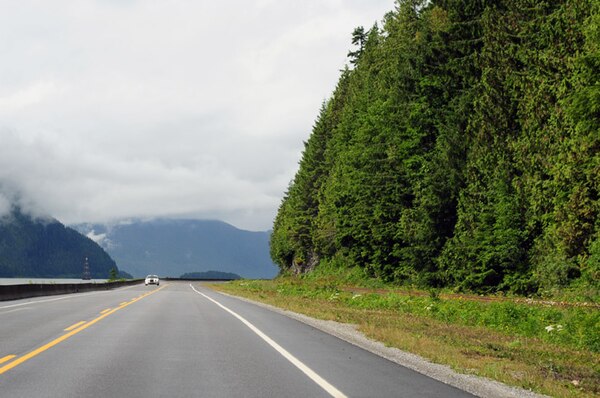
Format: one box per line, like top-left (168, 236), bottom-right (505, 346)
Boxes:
top-left (189, 284), bottom-right (348, 398)
top-left (0, 355), bottom-right (16, 364)
top-left (100, 308), bottom-right (112, 314)
top-left (64, 321), bottom-right (87, 331)
top-left (0, 284), bottom-right (168, 375)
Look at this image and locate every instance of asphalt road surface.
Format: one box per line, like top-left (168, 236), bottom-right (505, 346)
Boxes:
top-left (0, 282), bottom-right (475, 397)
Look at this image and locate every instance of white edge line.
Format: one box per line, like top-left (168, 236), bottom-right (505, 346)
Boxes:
top-left (189, 284), bottom-right (348, 398)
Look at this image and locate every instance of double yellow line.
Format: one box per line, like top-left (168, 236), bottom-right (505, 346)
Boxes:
top-left (0, 284), bottom-right (166, 375)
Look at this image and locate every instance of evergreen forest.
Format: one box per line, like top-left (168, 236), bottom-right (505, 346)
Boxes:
top-left (270, 0), bottom-right (599, 296)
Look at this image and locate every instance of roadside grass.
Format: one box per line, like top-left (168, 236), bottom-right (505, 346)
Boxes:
top-left (211, 277), bottom-right (600, 398)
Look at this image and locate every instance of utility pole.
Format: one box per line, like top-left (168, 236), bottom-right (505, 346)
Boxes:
top-left (82, 257), bottom-right (91, 280)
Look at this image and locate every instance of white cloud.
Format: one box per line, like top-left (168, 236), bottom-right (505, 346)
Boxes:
top-left (0, 0), bottom-right (393, 230)
top-left (86, 230), bottom-right (107, 244)
top-left (0, 81), bottom-right (61, 113)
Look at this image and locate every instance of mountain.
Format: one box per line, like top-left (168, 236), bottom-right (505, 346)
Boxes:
top-left (73, 219), bottom-right (278, 279)
top-left (0, 208), bottom-right (120, 278)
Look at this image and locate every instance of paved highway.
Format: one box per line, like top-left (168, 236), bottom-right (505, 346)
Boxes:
top-left (0, 282), bottom-right (474, 397)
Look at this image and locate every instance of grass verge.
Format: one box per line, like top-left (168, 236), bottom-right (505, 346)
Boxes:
top-left (211, 276), bottom-right (599, 398)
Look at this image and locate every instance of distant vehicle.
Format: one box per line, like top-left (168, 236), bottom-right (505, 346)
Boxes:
top-left (145, 275), bottom-right (159, 286)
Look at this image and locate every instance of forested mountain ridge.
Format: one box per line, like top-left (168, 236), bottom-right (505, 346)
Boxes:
top-left (0, 207), bottom-right (120, 278)
top-left (271, 0), bottom-right (599, 295)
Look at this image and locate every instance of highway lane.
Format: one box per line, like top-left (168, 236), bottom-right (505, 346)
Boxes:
top-left (0, 282), bottom-right (475, 397)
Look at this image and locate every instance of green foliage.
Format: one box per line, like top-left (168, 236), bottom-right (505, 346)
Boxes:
top-left (270, 0), bottom-right (599, 298)
top-left (346, 294), bottom-right (599, 352)
top-left (108, 267), bottom-right (118, 281)
top-left (230, 277), bottom-right (600, 353)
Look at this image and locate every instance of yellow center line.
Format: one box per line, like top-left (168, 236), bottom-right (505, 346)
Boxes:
top-left (119, 302), bottom-right (129, 306)
top-left (0, 355), bottom-right (16, 364)
top-left (100, 308), bottom-right (112, 314)
top-left (0, 284), bottom-right (168, 375)
top-left (64, 321), bottom-right (86, 332)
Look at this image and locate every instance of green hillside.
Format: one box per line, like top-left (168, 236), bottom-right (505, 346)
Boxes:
top-left (0, 208), bottom-right (120, 278)
top-left (271, 0), bottom-right (599, 297)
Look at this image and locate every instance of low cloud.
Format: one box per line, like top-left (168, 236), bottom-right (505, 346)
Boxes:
top-left (0, 0), bottom-right (392, 230)
top-left (0, 193), bottom-right (11, 218)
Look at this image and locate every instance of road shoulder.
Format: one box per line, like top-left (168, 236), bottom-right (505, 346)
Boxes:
top-left (214, 289), bottom-right (548, 398)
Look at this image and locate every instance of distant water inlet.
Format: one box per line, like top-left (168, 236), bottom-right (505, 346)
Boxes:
top-left (0, 278), bottom-right (108, 285)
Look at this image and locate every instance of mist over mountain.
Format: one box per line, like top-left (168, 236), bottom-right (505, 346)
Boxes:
top-left (0, 207), bottom-right (120, 278)
top-left (73, 219), bottom-right (278, 279)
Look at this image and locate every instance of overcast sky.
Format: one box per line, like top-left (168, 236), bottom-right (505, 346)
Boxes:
top-left (0, 0), bottom-right (393, 231)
